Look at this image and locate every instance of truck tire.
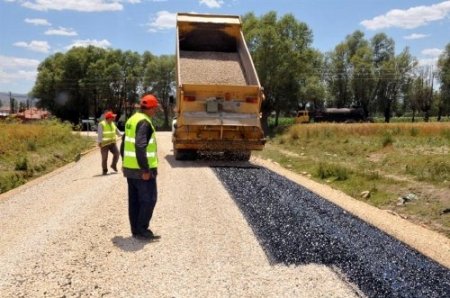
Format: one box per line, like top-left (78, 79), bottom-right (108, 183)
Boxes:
top-left (174, 148), bottom-right (197, 161)
top-left (224, 150), bottom-right (251, 161)
top-left (237, 150), bottom-right (251, 161)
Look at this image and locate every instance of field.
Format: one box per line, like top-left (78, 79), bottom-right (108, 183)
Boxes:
top-left (256, 122), bottom-right (450, 237)
top-left (0, 120), bottom-right (95, 194)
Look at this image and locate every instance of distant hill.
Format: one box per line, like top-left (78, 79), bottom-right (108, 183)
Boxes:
top-left (0, 92), bottom-right (35, 108)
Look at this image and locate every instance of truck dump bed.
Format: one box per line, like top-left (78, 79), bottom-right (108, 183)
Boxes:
top-left (173, 13), bottom-right (265, 160)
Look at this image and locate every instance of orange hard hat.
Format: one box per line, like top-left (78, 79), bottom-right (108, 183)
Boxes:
top-left (105, 111), bottom-right (116, 119)
top-left (140, 94), bottom-right (159, 109)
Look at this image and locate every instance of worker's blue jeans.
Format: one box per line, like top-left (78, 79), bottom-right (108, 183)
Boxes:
top-left (127, 177), bottom-right (157, 235)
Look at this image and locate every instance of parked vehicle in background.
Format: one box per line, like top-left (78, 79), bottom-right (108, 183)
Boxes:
top-left (80, 118), bottom-right (97, 131)
top-left (172, 13), bottom-right (266, 161)
top-left (295, 107), bottom-right (369, 123)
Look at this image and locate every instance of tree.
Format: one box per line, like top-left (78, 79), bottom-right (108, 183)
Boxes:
top-left (415, 66), bottom-right (434, 122)
top-left (18, 102), bottom-right (26, 112)
top-left (33, 47), bottom-right (147, 124)
top-left (370, 34), bottom-right (416, 122)
top-left (143, 55), bottom-right (175, 129)
top-left (242, 12), bottom-right (315, 132)
top-left (325, 31), bottom-right (375, 117)
top-left (438, 43), bottom-right (450, 120)
top-left (326, 43), bottom-right (352, 108)
top-left (9, 92), bottom-right (16, 114)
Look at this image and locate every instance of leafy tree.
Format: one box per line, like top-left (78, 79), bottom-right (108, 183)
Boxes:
top-left (325, 31), bottom-right (375, 117)
top-left (242, 11), bottom-right (315, 131)
top-left (438, 43), bottom-right (450, 120)
top-left (326, 43), bottom-right (352, 108)
top-left (18, 102), bottom-right (26, 112)
top-left (10, 96), bottom-right (16, 114)
top-left (371, 34), bottom-right (416, 122)
top-left (416, 66), bottom-right (435, 122)
top-left (143, 55), bottom-right (175, 129)
top-left (33, 47), bottom-right (146, 123)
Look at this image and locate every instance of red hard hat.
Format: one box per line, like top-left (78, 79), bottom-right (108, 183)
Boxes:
top-left (140, 94), bottom-right (159, 109)
top-left (105, 111), bottom-right (116, 119)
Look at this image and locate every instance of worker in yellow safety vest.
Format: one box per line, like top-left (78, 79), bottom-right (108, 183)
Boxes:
top-left (121, 94), bottom-right (161, 241)
top-left (97, 111), bottom-right (122, 175)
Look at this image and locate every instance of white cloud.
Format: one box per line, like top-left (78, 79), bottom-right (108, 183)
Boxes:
top-left (361, 1), bottom-right (450, 30)
top-left (403, 33), bottom-right (428, 40)
top-left (66, 39), bottom-right (111, 49)
top-left (147, 11), bottom-right (176, 32)
top-left (199, 0), bottom-right (224, 9)
top-left (24, 18), bottom-right (51, 26)
top-left (418, 58), bottom-right (439, 67)
top-left (45, 27), bottom-right (78, 36)
top-left (20, 0), bottom-right (123, 12)
top-left (421, 48), bottom-right (444, 57)
top-left (0, 55), bottom-right (40, 69)
top-left (13, 40), bottom-right (50, 53)
top-left (0, 55), bottom-right (39, 84)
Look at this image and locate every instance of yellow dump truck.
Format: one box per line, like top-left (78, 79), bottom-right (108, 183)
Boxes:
top-left (172, 13), bottom-right (265, 160)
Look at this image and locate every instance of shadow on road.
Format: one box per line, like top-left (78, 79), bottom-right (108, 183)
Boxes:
top-left (164, 153), bottom-right (259, 169)
top-left (111, 236), bottom-right (154, 252)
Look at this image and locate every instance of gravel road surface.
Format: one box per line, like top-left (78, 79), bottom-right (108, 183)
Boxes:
top-left (1, 132), bottom-right (360, 297)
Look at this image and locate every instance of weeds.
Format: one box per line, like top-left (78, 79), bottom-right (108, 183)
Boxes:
top-left (15, 156), bottom-right (28, 171)
top-left (382, 132), bottom-right (394, 147)
top-left (0, 120), bottom-right (94, 194)
top-left (316, 162), bottom-right (349, 181)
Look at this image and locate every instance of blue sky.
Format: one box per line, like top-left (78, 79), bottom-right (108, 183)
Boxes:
top-left (1, 0), bottom-right (449, 94)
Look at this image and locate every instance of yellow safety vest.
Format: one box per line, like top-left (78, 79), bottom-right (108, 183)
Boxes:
top-left (100, 120), bottom-right (117, 147)
top-left (123, 112), bottom-right (158, 169)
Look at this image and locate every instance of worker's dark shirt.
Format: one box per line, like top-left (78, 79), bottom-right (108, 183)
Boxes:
top-left (121, 119), bottom-right (158, 179)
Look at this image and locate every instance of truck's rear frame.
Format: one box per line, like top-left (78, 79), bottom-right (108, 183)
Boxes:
top-left (173, 13), bottom-right (265, 160)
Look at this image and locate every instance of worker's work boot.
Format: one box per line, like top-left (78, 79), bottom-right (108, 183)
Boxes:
top-left (111, 164), bottom-right (118, 172)
top-left (133, 230), bottom-right (161, 241)
top-left (102, 169), bottom-right (108, 175)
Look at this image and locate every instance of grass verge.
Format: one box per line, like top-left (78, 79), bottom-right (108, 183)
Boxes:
top-left (0, 119), bottom-right (95, 194)
top-left (255, 122), bottom-right (450, 237)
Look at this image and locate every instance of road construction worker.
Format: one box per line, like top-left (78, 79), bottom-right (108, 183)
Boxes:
top-left (97, 111), bottom-right (122, 175)
top-left (121, 94), bottom-right (161, 241)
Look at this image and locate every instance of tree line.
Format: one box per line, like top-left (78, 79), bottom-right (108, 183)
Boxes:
top-left (32, 47), bottom-right (174, 128)
top-left (32, 11), bottom-right (450, 130)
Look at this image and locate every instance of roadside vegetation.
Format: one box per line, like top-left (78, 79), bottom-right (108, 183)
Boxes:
top-left (256, 122), bottom-right (450, 237)
top-left (0, 120), bottom-right (95, 194)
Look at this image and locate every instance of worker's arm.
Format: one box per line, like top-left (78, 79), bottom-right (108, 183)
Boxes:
top-left (135, 120), bottom-right (153, 174)
top-left (120, 134), bottom-right (125, 160)
top-left (97, 124), bottom-right (103, 147)
top-left (115, 127), bottom-right (123, 137)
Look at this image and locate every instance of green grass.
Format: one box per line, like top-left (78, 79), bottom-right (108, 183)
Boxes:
top-left (0, 120), bottom-right (95, 194)
top-left (255, 122), bottom-right (450, 237)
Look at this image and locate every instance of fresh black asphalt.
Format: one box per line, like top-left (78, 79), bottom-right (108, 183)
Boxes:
top-left (213, 167), bottom-right (450, 298)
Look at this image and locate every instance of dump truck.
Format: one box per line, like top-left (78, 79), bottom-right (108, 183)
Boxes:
top-left (172, 13), bottom-right (265, 160)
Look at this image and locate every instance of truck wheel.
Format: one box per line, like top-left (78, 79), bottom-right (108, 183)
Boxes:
top-left (174, 149), bottom-right (197, 160)
top-left (174, 148), bottom-right (184, 160)
top-left (237, 150), bottom-right (251, 161)
top-left (224, 150), bottom-right (251, 161)
top-left (186, 150), bottom-right (198, 160)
